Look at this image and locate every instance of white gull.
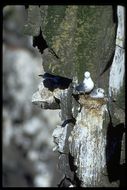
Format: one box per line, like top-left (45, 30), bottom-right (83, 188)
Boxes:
top-left (75, 71), bottom-right (94, 93)
top-left (90, 88), bottom-right (105, 98)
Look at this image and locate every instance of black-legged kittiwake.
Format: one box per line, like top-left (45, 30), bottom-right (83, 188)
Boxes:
top-left (75, 71), bottom-right (94, 93)
top-left (90, 88), bottom-right (105, 98)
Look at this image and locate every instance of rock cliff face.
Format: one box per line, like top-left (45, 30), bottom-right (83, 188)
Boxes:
top-left (3, 5), bottom-right (125, 187)
top-left (3, 6), bottom-right (61, 187)
top-left (25, 6), bottom-right (115, 83)
top-left (69, 96), bottom-right (108, 187)
top-left (28, 5), bottom-right (125, 187)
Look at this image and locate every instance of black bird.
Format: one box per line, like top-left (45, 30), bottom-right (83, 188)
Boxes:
top-left (39, 73), bottom-right (72, 92)
top-left (61, 118), bottom-right (76, 127)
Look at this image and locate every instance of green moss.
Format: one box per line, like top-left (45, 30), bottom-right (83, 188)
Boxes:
top-left (44, 6), bottom-right (67, 47)
top-left (40, 5), bottom-right (115, 81)
top-left (74, 6), bottom-right (115, 82)
top-left (75, 7), bottom-right (99, 80)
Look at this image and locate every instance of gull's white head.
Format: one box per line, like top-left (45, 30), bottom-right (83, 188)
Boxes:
top-left (84, 71), bottom-right (90, 78)
top-left (97, 88), bottom-right (104, 94)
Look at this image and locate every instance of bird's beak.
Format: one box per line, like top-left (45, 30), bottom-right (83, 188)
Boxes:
top-left (38, 74), bottom-right (43, 77)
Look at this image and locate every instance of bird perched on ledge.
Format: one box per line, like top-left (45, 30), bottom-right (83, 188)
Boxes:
top-left (39, 73), bottom-right (72, 92)
top-left (90, 88), bottom-right (105, 98)
top-left (75, 71), bottom-right (94, 94)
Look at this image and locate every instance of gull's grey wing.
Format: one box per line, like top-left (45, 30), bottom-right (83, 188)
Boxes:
top-left (75, 83), bottom-right (85, 92)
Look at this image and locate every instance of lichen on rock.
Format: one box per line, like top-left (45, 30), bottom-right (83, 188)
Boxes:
top-left (32, 82), bottom-right (60, 109)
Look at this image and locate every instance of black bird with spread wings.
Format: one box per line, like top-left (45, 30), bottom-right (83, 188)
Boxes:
top-left (39, 73), bottom-right (72, 92)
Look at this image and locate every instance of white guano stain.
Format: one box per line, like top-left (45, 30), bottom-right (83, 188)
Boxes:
top-left (69, 102), bottom-right (107, 187)
top-left (52, 125), bottom-right (68, 153)
top-left (116, 6), bottom-right (125, 47)
top-left (109, 6), bottom-right (125, 97)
